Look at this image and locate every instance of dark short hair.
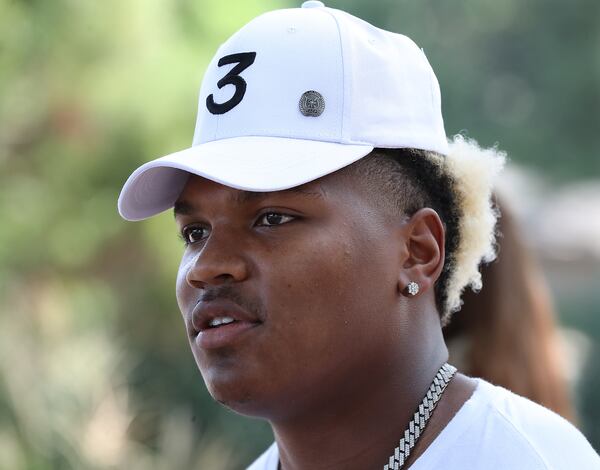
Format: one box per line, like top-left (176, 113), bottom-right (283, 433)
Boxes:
top-left (342, 148), bottom-right (461, 324)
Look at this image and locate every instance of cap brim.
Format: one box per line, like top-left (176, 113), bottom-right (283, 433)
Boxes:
top-left (118, 136), bottom-right (373, 221)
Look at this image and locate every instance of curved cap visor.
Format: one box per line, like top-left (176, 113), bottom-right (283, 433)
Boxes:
top-left (118, 136), bottom-right (373, 221)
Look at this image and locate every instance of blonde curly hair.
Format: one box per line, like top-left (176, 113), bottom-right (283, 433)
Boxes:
top-left (344, 135), bottom-right (505, 325)
top-left (438, 135), bottom-right (505, 324)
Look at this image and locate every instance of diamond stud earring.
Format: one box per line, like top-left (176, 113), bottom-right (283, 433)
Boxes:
top-left (406, 281), bottom-right (420, 296)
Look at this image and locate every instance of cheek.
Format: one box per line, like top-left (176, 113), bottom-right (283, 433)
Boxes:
top-left (244, 230), bottom-right (396, 407)
top-left (175, 254), bottom-right (195, 315)
top-left (263, 229), bottom-right (394, 352)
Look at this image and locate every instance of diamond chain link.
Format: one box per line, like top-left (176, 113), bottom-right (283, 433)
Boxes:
top-left (383, 363), bottom-right (457, 470)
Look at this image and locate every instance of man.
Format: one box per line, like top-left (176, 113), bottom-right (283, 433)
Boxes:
top-left (118, 2), bottom-right (600, 469)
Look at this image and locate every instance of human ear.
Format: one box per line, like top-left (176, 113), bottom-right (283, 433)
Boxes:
top-left (398, 208), bottom-right (445, 297)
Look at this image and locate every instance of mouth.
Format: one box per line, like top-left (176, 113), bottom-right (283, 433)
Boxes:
top-left (206, 316), bottom-right (237, 328)
top-left (190, 299), bottom-right (263, 350)
top-left (196, 319), bottom-right (262, 350)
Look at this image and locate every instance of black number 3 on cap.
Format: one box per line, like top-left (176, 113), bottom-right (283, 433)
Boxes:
top-left (206, 52), bottom-right (257, 115)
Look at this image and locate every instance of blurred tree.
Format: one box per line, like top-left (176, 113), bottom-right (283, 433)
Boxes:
top-left (0, 0), bottom-right (280, 468)
top-left (331, 0), bottom-right (600, 180)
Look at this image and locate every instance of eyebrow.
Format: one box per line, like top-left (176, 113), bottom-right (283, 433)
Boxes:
top-left (173, 186), bottom-right (322, 218)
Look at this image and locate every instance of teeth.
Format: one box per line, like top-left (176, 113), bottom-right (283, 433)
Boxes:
top-left (208, 316), bottom-right (235, 328)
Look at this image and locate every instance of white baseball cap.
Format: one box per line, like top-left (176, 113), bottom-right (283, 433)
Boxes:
top-left (118, 0), bottom-right (448, 221)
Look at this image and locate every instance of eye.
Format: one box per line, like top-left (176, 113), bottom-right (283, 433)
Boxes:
top-left (256, 212), bottom-right (295, 226)
top-left (180, 225), bottom-right (210, 245)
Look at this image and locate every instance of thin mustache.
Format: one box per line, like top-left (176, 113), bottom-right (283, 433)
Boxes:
top-left (196, 285), bottom-right (264, 321)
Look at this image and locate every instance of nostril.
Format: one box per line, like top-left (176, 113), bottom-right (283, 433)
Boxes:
top-left (187, 272), bottom-right (238, 290)
top-left (187, 278), bottom-right (206, 290)
top-left (215, 273), bottom-right (235, 282)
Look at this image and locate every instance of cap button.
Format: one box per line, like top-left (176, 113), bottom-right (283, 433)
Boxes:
top-left (302, 1), bottom-right (325, 8)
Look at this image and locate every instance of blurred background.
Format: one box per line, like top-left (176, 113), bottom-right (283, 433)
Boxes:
top-left (1, 0), bottom-right (598, 468)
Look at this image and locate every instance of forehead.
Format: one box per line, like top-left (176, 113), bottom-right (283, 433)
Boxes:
top-left (173, 174), bottom-right (329, 217)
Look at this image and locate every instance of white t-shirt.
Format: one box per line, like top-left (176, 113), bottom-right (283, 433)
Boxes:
top-left (247, 378), bottom-right (600, 469)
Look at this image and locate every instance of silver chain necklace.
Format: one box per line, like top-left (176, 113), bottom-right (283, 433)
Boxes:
top-left (276, 363), bottom-right (457, 470)
top-left (383, 362), bottom-right (457, 470)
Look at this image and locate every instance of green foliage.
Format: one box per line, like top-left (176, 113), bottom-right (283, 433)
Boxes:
top-left (0, 0), bottom-right (598, 468)
top-left (0, 1), bottom-right (279, 468)
top-left (333, 0), bottom-right (600, 180)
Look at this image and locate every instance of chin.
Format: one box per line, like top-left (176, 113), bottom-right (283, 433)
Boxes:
top-left (200, 363), bottom-right (272, 417)
top-left (207, 379), bottom-right (273, 418)
top-left (193, 344), bottom-right (293, 419)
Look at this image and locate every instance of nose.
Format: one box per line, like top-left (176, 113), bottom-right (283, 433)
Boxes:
top-left (185, 231), bottom-right (250, 289)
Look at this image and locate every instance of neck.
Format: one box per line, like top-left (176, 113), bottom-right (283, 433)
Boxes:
top-left (271, 311), bottom-right (449, 470)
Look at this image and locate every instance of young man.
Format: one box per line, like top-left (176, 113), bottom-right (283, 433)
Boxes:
top-left (118, 2), bottom-right (600, 469)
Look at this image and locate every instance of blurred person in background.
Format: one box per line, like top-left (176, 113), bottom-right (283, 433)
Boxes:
top-left (117, 2), bottom-right (599, 469)
top-left (444, 195), bottom-right (577, 423)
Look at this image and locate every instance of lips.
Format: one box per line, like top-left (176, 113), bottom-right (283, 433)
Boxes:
top-left (190, 298), bottom-right (262, 349)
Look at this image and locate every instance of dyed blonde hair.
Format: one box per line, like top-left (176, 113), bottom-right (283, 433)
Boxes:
top-left (437, 135), bottom-right (505, 324)
top-left (344, 135), bottom-right (505, 325)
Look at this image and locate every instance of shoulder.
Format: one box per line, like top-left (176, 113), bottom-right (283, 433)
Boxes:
top-left (473, 378), bottom-right (600, 469)
top-left (246, 442), bottom-right (279, 470)
top-left (414, 378), bottom-right (599, 470)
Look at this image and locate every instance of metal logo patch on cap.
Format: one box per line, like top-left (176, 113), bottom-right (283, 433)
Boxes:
top-left (299, 90), bottom-right (325, 117)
